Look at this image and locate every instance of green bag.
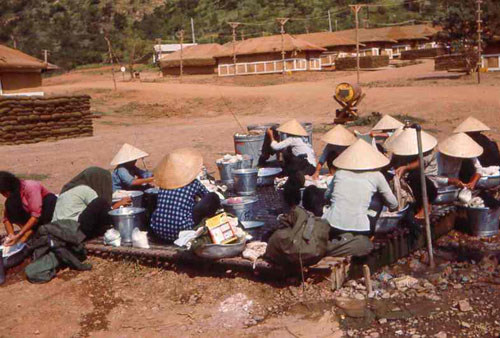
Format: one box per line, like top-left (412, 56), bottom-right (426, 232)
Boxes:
top-left (265, 207), bottom-right (330, 267)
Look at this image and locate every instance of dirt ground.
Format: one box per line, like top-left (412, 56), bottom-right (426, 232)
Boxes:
top-left (1, 60), bottom-right (500, 337)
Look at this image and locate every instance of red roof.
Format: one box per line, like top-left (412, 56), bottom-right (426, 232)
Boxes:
top-left (0, 44), bottom-right (46, 70)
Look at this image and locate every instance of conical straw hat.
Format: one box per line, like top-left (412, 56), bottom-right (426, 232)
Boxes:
top-left (386, 128), bottom-right (437, 156)
top-left (154, 148), bottom-right (203, 189)
top-left (453, 116), bottom-right (491, 133)
top-left (371, 115), bottom-right (404, 131)
top-left (321, 125), bottom-right (357, 146)
top-left (333, 139), bottom-right (390, 171)
top-left (383, 127), bottom-right (404, 150)
top-left (277, 119), bottom-right (308, 137)
top-left (110, 143), bottom-right (149, 166)
top-left (438, 133), bottom-right (484, 159)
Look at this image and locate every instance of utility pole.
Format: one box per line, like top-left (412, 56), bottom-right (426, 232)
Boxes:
top-left (241, 30), bottom-right (245, 41)
top-left (103, 35), bottom-right (117, 90)
top-left (328, 10), bottom-right (333, 32)
top-left (191, 18), bottom-right (196, 44)
top-left (350, 5), bottom-right (363, 84)
top-left (476, 0), bottom-right (483, 84)
top-left (228, 22), bottom-right (240, 75)
top-left (176, 30), bottom-right (184, 82)
top-left (335, 19), bottom-right (338, 31)
top-left (42, 49), bottom-right (49, 63)
top-left (277, 18), bottom-right (289, 77)
top-left (155, 38), bottom-right (162, 64)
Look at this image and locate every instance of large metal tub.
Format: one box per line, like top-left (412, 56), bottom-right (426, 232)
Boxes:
top-left (112, 191), bottom-right (144, 208)
top-left (464, 206), bottom-right (500, 237)
top-left (221, 196), bottom-right (258, 222)
top-left (375, 205), bottom-right (409, 234)
top-left (476, 174), bottom-right (500, 189)
top-left (233, 168), bottom-right (258, 195)
top-left (234, 133), bottom-right (265, 168)
top-left (109, 207), bottom-right (146, 244)
top-left (217, 161), bottom-right (238, 186)
top-left (257, 167), bottom-right (282, 186)
top-left (434, 186), bottom-right (459, 205)
top-left (193, 238), bottom-right (246, 260)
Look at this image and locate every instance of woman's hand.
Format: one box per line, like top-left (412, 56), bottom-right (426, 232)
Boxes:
top-left (395, 165), bottom-right (407, 177)
top-left (448, 178), bottom-right (465, 188)
top-left (112, 196), bottom-right (132, 209)
top-left (3, 233), bottom-right (20, 247)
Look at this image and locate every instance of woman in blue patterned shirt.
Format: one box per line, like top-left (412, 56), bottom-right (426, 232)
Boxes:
top-left (150, 148), bottom-right (220, 242)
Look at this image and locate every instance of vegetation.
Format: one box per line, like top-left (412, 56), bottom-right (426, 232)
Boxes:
top-left (0, 0), bottom-right (498, 70)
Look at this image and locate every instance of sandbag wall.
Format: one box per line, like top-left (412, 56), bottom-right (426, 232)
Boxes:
top-left (0, 95), bottom-right (93, 145)
top-left (335, 55), bottom-right (390, 70)
top-left (401, 47), bottom-right (445, 60)
top-left (435, 54), bottom-right (470, 71)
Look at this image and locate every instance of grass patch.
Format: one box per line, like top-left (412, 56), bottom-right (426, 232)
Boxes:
top-left (17, 173), bottom-right (50, 181)
top-left (75, 63), bottom-right (106, 70)
top-left (393, 114), bottom-right (426, 125)
top-left (99, 120), bottom-right (131, 127)
top-left (347, 113), bottom-right (426, 128)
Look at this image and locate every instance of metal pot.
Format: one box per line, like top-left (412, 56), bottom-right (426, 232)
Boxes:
top-left (217, 161), bottom-right (238, 186)
top-left (257, 167), bottom-right (282, 186)
top-left (375, 205), bottom-right (409, 234)
top-left (233, 168), bottom-right (258, 195)
top-left (434, 186), bottom-right (459, 205)
top-left (193, 238), bottom-right (246, 260)
top-left (221, 196), bottom-right (258, 222)
top-left (129, 191), bottom-right (144, 207)
top-left (109, 207), bottom-right (146, 244)
top-left (476, 174), bottom-right (500, 189)
top-left (464, 206), bottom-right (500, 237)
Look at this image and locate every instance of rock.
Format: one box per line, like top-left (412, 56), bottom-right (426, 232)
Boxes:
top-left (379, 318), bottom-right (387, 324)
top-left (434, 332), bottom-right (447, 338)
top-left (378, 272), bottom-right (393, 282)
top-left (461, 321), bottom-right (471, 328)
top-left (368, 291), bottom-right (375, 299)
top-left (354, 293), bottom-right (365, 300)
top-left (392, 276), bottom-right (419, 290)
top-left (253, 315), bottom-right (264, 322)
top-left (370, 332), bottom-right (380, 338)
top-left (411, 335), bottom-right (421, 338)
top-left (334, 297), bottom-right (366, 318)
top-left (244, 319), bottom-right (257, 327)
top-left (395, 330), bottom-right (404, 335)
top-left (458, 300), bottom-right (472, 312)
top-left (381, 292), bottom-right (391, 299)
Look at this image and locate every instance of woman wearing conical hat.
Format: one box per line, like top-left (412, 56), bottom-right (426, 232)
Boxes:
top-left (323, 139), bottom-right (398, 238)
top-left (111, 143), bottom-right (154, 192)
top-left (453, 117), bottom-right (500, 175)
top-left (267, 119), bottom-right (317, 176)
top-left (150, 148), bottom-right (221, 243)
top-left (370, 114), bottom-right (405, 141)
top-left (311, 125), bottom-right (357, 180)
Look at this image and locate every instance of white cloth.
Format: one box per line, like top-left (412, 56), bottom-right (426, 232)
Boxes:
top-left (323, 170), bottom-right (398, 232)
top-left (271, 137), bottom-right (317, 166)
top-left (173, 230), bottom-right (198, 248)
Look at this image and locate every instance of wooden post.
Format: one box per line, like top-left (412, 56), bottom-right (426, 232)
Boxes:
top-left (191, 17), bottom-right (196, 44)
top-left (42, 49), bottom-right (49, 63)
top-left (228, 22), bottom-right (240, 75)
top-left (176, 30), bottom-right (184, 82)
top-left (476, 0), bottom-right (483, 84)
top-left (104, 35), bottom-right (117, 91)
top-left (277, 18), bottom-right (289, 77)
top-left (350, 5), bottom-right (362, 84)
top-left (328, 10), bottom-right (333, 32)
top-left (362, 265), bottom-right (373, 294)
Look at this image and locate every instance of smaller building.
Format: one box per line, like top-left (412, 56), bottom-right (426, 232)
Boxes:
top-left (153, 43), bottom-right (197, 63)
top-left (482, 39), bottom-right (500, 72)
top-left (214, 34), bottom-right (326, 76)
top-left (158, 43), bottom-right (224, 76)
top-left (0, 44), bottom-right (47, 95)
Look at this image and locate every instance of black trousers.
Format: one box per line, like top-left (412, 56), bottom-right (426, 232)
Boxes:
top-left (283, 149), bottom-right (316, 176)
top-left (39, 194), bottom-right (57, 225)
top-left (407, 170), bottom-right (437, 210)
top-left (193, 193), bottom-right (221, 225)
top-left (258, 130), bottom-right (279, 166)
top-left (78, 198), bottom-right (112, 239)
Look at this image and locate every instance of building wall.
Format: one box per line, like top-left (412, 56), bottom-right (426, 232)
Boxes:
top-left (0, 71), bottom-right (42, 93)
top-left (161, 65), bottom-right (216, 76)
top-left (217, 51), bottom-right (321, 65)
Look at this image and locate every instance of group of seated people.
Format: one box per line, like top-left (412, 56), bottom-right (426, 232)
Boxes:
top-left (1, 115), bottom-right (499, 283)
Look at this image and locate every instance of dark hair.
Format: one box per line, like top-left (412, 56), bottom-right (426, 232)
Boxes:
top-left (302, 186), bottom-right (325, 217)
top-left (283, 184), bottom-right (301, 207)
top-left (286, 171), bottom-right (305, 189)
top-left (0, 171), bottom-right (24, 222)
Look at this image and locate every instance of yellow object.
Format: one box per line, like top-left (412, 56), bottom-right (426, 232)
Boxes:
top-left (206, 213), bottom-right (238, 244)
top-left (335, 82), bottom-right (362, 104)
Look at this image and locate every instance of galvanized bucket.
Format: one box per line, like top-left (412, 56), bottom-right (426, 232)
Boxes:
top-left (375, 205), bottom-right (409, 234)
top-left (233, 168), bottom-right (258, 196)
top-left (434, 186), bottom-right (459, 205)
top-left (476, 174), bottom-right (500, 189)
top-left (129, 191), bottom-right (144, 208)
top-left (109, 207), bottom-right (146, 244)
top-left (217, 161), bottom-right (238, 185)
top-left (221, 196), bottom-right (258, 222)
top-left (234, 133), bottom-right (265, 168)
top-left (465, 206), bottom-right (500, 237)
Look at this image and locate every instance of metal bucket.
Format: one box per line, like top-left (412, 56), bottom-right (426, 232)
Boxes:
top-left (109, 207), bottom-right (146, 244)
top-left (234, 133), bottom-right (265, 168)
top-left (465, 206), bottom-right (500, 237)
top-left (221, 196), bottom-right (258, 221)
top-left (257, 167), bottom-right (282, 186)
top-left (476, 174), bottom-right (500, 189)
top-left (434, 186), bottom-right (459, 205)
top-left (240, 155), bottom-right (253, 169)
top-left (217, 161), bottom-right (238, 185)
top-left (247, 123), bottom-right (279, 133)
top-left (279, 122), bottom-right (313, 145)
top-left (375, 205), bottom-right (409, 234)
top-left (233, 168), bottom-right (258, 196)
top-left (129, 191), bottom-right (144, 208)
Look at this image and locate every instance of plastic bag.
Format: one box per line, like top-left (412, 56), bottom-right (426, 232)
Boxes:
top-left (132, 228), bottom-right (150, 249)
top-left (103, 229), bottom-right (121, 247)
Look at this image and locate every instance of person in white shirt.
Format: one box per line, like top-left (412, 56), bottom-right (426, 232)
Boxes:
top-left (267, 119), bottom-right (316, 176)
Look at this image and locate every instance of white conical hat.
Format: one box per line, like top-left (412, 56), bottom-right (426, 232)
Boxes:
top-left (110, 143), bottom-right (149, 166)
top-left (386, 128), bottom-right (437, 156)
top-left (371, 115), bottom-right (404, 131)
top-left (154, 148), bottom-right (203, 189)
top-left (321, 125), bottom-right (357, 146)
top-left (453, 116), bottom-right (491, 133)
top-left (333, 139), bottom-right (390, 170)
top-left (383, 127), bottom-right (404, 150)
top-left (277, 119), bottom-right (308, 137)
top-left (438, 133), bottom-right (484, 159)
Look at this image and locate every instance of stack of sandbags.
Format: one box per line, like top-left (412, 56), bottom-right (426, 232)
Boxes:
top-left (335, 55), bottom-right (390, 70)
top-left (434, 54), bottom-right (474, 71)
top-left (401, 48), bottom-right (445, 60)
top-left (0, 95), bottom-right (93, 145)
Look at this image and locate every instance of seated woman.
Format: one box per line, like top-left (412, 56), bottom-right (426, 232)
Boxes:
top-left (312, 125), bottom-right (357, 180)
top-left (111, 143), bottom-right (154, 192)
top-left (370, 115), bottom-right (404, 142)
top-left (267, 119), bottom-right (316, 176)
top-left (150, 148), bottom-right (221, 243)
top-left (454, 117), bottom-right (500, 167)
top-left (52, 167), bottom-right (130, 239)
top-left (387, 127), bottom-right (438, 218)
top-left (0, 172), bottom-right (57, 246)
top-left (323, 139), bottom-right (398, 238)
